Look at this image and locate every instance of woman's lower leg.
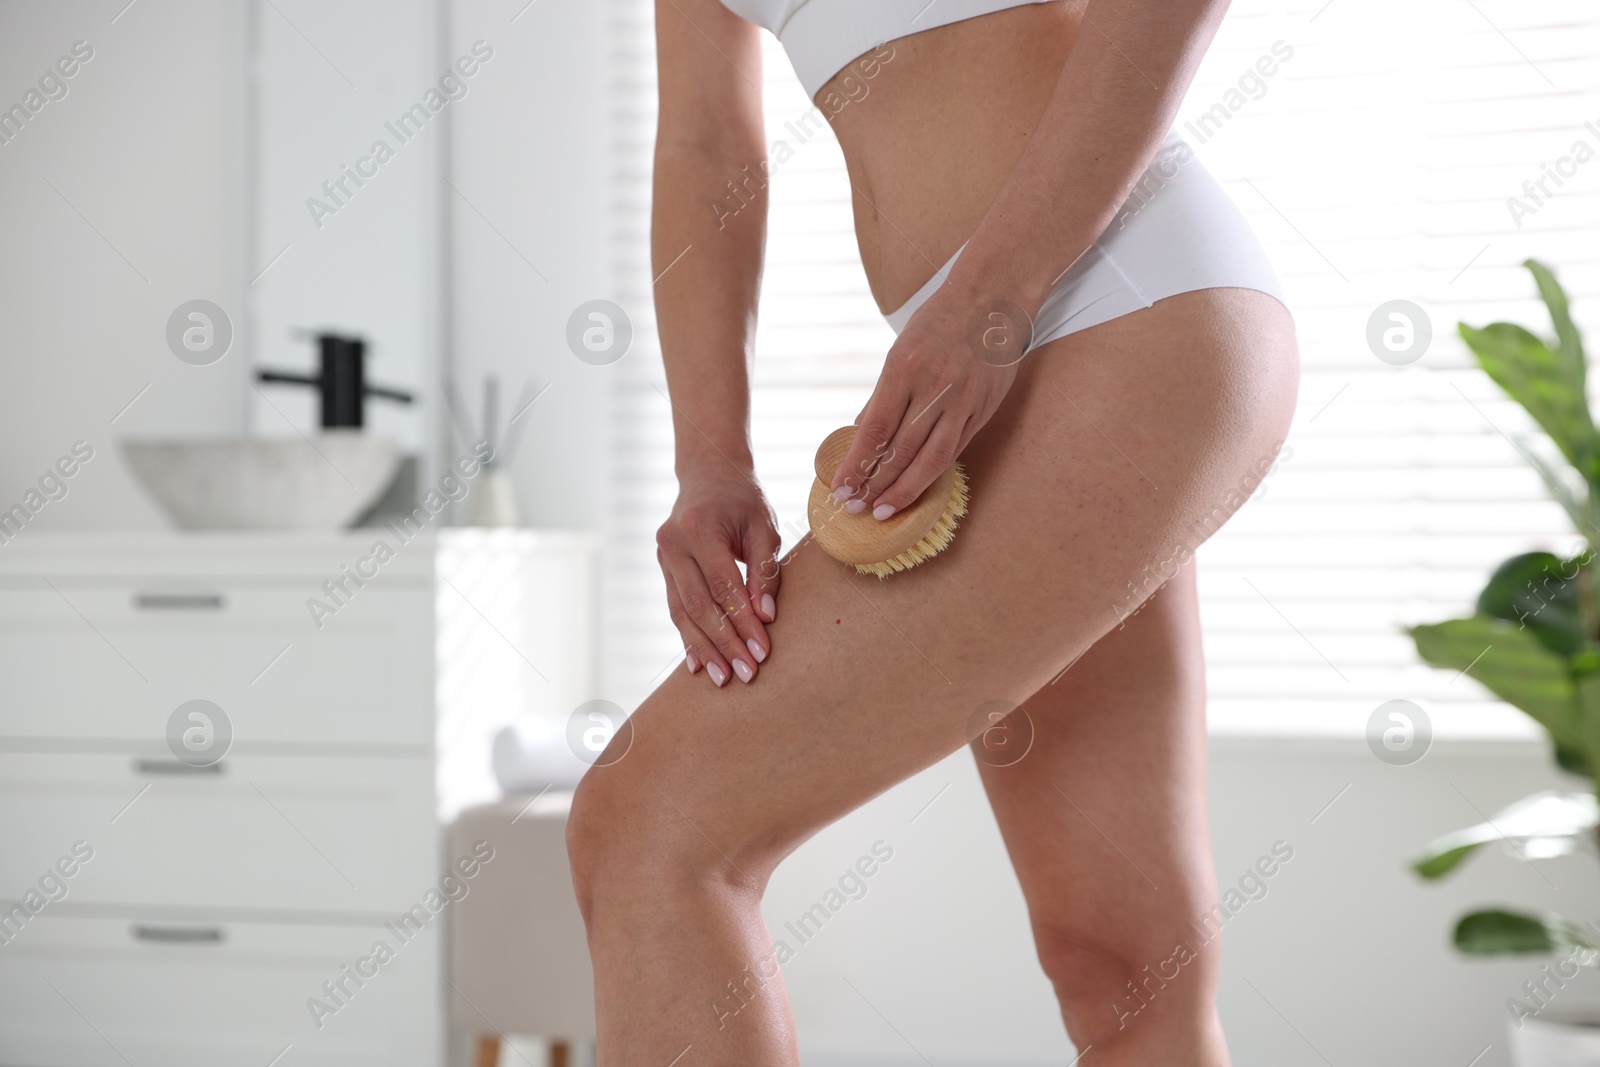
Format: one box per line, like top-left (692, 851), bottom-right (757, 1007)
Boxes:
top-left (570, 814), bottom-right (800, 1064)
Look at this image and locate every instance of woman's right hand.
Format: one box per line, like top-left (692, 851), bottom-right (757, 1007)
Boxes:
top-left (655, 466), bottom-right (781, 686)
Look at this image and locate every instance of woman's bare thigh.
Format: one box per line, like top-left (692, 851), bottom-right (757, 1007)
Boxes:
top-left (584, 287), bottom-right (1296, 879)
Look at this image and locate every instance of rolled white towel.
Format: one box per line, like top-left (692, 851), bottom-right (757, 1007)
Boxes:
top-left (491, 715), bottom-right (589, 794)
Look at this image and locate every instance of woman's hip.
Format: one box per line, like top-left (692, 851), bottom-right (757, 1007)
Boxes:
top-left (884, 134), bottom-right (1291, 353)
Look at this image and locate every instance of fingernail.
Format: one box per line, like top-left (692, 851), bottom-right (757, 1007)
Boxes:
top-left (685, 650), bottom-right (700, 673)
top-left (747, 638), bottom-right (767, 664)
top-left (832, 486), bottom-right (854, 503)
top-left (873, 503), bottom-right (897, 520)
top-left (707, 662), bottom-right (728, 687)
top-left (844, 498), bottom-right (866, 514)
top-left (761, 593), bottom-right (776, 621)
top-left (732, 658), bottom-right (754, 683)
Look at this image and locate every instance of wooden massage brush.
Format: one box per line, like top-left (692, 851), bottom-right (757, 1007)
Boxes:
top-left (807, 425), bottom-right (970, 577)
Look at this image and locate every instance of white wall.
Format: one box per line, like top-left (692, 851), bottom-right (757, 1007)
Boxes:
top-left (0, 0), bottom-right (246, 530)
top-left (445, 0), bottom-right (612, 531)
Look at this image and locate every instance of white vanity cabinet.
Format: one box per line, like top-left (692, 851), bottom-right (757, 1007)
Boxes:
top-left (0, 531), bottom-right (597, 1067)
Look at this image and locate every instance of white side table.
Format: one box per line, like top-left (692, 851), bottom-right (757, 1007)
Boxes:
top-left (448, 792), bottom-right (594, 1067)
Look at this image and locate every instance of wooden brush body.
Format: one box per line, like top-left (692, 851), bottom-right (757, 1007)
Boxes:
top-left (807, 426), bottom-right (969, 577)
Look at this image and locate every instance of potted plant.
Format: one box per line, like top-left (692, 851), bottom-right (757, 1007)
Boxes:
top-left (1408, 259), bottom-right (1600, 1064)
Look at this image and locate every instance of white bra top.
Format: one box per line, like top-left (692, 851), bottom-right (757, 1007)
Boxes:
top-left (718, 0), bottom-right (1060, 98)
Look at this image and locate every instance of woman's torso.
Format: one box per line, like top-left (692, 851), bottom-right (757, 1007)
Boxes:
top-left (803, 3), bottom-right (1084, 314)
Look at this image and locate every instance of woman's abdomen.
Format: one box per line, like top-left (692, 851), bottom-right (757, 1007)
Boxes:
top-left (814, 2), bottom-right (1083, 313)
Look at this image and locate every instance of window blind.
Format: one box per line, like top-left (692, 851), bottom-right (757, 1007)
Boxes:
top-left (602, 0), bottom-right (1600, 738)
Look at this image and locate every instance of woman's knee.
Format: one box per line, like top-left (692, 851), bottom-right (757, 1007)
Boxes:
top-left (1031, 909), bottom-right (1221, 1044)
top-left (566, 724), bottom-right (779, 920)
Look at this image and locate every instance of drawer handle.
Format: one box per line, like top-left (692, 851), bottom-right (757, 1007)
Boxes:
top-left (133, 593), bottom-right (226, 611)
top-left (134, 758), bottom-right (225, 776)
top-left (132, 924), bottom-right (225, 944)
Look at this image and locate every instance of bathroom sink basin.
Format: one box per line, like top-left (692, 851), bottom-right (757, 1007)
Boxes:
top-left (122, 434), bottom-right (402, 530)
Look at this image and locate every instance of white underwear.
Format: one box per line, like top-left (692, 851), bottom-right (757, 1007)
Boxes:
top-left (884, 130), bottom-right (1288, 351)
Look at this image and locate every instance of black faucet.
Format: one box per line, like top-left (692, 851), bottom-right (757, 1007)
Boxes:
top-left (256, 333), bottom-right (413, 428)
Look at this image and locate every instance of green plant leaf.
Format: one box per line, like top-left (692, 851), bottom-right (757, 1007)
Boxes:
top-left (1476, 551), bottom-right (1586, 656)
top-left (1576, 672), bottom-right (1600, 785)
top-left (1526, 259), bottom-right (1586, 386)
top-left (1414, 842), bottom-right (1478, 880)
top-left (1554, 738), bottom-right (1593, 777)
top-left (1411, 791), bottom-right (1599, 879)
top-left (1459, 320), bottom-right (1599, 479)
top-left (1454, 908), bottom-right (1600, 957)
top-left (1456, 910), bottom-right (1558, 954)
top-left (1408, 617), bottom-right (1581, 745)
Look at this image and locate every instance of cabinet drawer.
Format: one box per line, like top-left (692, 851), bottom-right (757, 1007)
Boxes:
top-left (0, 753), bottom-right (437, 915)
top-left (0, 916), bottom-right (440, 1066)
top-left (0, 583), bottom-right (431, 745)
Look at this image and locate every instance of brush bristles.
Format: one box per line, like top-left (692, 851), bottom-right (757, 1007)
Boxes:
top-left (854, 465), bottom-right (970, 578)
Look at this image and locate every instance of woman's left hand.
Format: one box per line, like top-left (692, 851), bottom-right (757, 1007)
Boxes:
top-left (829, 289), bottom-right (1026, 519)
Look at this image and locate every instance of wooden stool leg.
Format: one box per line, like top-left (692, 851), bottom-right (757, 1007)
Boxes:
top-left (550, 1041), bottom-right (570, 1067)
top-left (473, 1034), bottom-right (500, 1067)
